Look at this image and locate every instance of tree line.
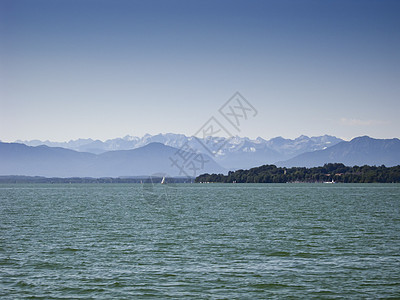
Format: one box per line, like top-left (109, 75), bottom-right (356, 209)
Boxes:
top-left (195, 163), bottom-right (400, 183)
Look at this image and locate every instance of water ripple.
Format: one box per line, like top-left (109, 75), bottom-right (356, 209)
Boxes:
top-left (1, 183), bottom-right (399, 298)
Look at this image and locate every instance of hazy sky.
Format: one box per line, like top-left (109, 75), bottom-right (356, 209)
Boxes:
top-left (1, 0), bottom-right (399, 142)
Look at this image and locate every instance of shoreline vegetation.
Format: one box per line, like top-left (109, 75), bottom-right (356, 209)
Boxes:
top-left (195, 163), bottom-right (400, 183)
top-left (1, 164), bottom-right (400, 184)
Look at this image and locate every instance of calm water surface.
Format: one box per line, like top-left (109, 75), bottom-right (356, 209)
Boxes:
top-left (1, 183), bottom-right (399, 298)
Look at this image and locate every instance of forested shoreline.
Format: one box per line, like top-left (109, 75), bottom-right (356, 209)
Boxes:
top-left (2, 164), bottom-right (400, 184)
top-left (195, 163), bottom-right (400, 183)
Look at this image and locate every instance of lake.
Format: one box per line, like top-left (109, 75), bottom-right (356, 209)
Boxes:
top-left (1, 183), bottom-right (399, 298)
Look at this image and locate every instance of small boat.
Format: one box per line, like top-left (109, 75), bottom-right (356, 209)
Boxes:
top-left (324, 179), bottom-right (335, 184)
top-left (161, 176), bottom-right (166, 184)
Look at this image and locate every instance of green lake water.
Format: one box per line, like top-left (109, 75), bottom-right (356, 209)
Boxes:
top-left (1, 183), bottom-right (399, 298)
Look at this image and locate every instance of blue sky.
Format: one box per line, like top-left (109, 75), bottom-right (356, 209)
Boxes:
top-left (1, 0), bottom-right (399, 142)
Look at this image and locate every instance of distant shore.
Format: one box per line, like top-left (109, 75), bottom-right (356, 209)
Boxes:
top-left (0, 176), bottom-right (194, 184)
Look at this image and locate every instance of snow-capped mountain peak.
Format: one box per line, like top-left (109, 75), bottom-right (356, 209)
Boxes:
top-left (16, 133), bottom-right (344, 169)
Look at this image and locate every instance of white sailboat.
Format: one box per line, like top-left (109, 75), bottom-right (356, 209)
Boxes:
top-left (161, 176), bottom-right (166, 184)
top-left (324, 179), bottom-right (335, 184)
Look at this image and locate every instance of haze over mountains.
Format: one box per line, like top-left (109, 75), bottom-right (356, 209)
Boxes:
top-left (16, 134), bottom-right (343, 170)
top-left (1, 134), bottom-right (399, 177)
top-left (0, 142), bottom-right (223, 178)
top-left (277, 136), bottom-right (400, 168)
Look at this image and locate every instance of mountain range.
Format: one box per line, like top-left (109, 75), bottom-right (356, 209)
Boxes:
top-left (277, 136), bottom-right (400, 168)
top-left (0, 142), bottom-right (223, 177)
top-left (16, 134), bottom-right (343, 170)
top-left (1, 134), bottom-right (399, 177)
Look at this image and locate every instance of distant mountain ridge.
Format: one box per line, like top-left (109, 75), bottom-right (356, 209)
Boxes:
top-left (0, 142), bottom-right (224, 177)
top-left (278, 136), bottom-right (400, 167)
top-left (1, 135), bottom-right (399, 177)
top-left (15, 134), bottom-right (343, 170)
